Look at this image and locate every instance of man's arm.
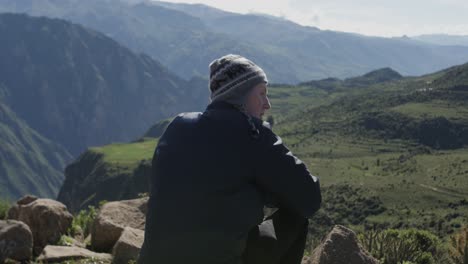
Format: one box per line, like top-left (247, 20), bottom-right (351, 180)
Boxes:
top-left (254, 127), bottom-right (321, 218)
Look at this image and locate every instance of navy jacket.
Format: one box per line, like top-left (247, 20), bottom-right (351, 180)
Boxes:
top-left (138, 101), bottom-right (321, 264)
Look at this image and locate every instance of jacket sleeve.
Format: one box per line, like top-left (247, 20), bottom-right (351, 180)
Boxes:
top-left (254, 126), bottom-right (321, 218)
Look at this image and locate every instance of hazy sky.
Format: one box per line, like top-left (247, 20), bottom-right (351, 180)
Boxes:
top-left (155, 0), bottom-right (468, 37)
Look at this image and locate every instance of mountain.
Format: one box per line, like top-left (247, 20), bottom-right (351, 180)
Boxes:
top-left (152, 1), bottom-right (468, 81)
top-left (3, 0), bottom-right (468, 83)
top-left (0, 101), bottom-right (72, 200)
top-left (299, 67), bottom-right (403, 90)
top-left (0, 13), bottom-right (208, 156)
top-left (0, 13), bottom-right (210, 200)
top-left (412, 34), bottom-right (468, 47)
top-left (0, 0), bottom-right (270, 80)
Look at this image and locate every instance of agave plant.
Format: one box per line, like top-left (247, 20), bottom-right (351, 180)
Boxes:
top-left (449, 226), bottom-right (468, 264)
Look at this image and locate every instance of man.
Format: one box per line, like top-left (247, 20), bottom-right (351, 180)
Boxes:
top-left (138, 54), bottom-right (321, 264)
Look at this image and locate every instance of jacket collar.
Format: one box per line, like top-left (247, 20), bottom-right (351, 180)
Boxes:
top-left (205, 101), bottom-right (239, 112)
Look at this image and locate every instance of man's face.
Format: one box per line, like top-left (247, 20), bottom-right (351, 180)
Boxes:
top-left (245, 82), bottom-right (271, 119)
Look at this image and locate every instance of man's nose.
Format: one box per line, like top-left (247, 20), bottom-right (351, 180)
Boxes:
top-left (265, 97), bottom-right (271, 110)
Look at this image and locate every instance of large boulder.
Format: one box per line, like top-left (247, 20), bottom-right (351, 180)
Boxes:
top-left (36, 245), bottom-right (112, 263)
top-left (112, 227), bottom-right (145, 264)
top-left (309, 225), bottom-right (379, 264)
top-left (92, 197), bottom-right (148, 252)
top-left (0, 220), bottom-right (33, 262)
top-left (7, 195), bottom-right (73, 255)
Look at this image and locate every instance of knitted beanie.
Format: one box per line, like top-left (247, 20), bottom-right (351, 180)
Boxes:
top-left (209, 54), bottom-right (268, 106)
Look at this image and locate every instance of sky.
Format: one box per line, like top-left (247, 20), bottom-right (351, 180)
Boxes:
top-left (155, 0), bottom-right (468, 37)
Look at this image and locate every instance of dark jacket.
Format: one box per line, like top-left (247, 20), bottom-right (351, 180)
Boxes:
top-left (138, 101), bottom-right (321, 264)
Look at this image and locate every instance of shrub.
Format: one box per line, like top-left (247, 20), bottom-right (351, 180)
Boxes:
top-left (359, 228), bottom-right (441, 264)
top-left (70, 205), bottom-right (97, 238)
top-left (58, 235), bottom-right (75, 246)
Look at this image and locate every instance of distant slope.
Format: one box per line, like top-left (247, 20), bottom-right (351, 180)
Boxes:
top-left (272, 63), bottom-right (468, 147)
top-left (3, 0), bottom-right (468, 83)
top-left (0, 102), bottom-right (72, 200)
top-left (0, 13), bottom-right (208, 156)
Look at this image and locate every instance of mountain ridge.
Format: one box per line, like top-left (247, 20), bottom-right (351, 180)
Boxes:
top-left (3, 0), bottom-right (468, 83)
top-left (0, 13), bottom-right (208, 156)
top-left (0, 13), bottom-right (208, 200)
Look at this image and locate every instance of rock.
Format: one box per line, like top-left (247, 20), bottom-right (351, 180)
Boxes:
top-left (7, 196), bottom-right (73, 255)
top-left (36, 245), bottom-right (112, 263)
top-left (17, 195), bottom-right (38, 205)
top-left (309, 225), bottom-right (379, 264)
top-left (0, 220), bottom-right (33, 262)
top-left (92, 197), bottom-right (148, 252)
top-left (112, 227), bottom-right (145, 264)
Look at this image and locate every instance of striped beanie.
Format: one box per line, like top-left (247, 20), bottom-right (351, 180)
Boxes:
top-left (209, 54), bottom-right (268, 105)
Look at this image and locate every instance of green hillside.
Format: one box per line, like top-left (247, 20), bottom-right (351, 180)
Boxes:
top-left (269, 63), bottom-right (468, 236)
top-left (0, 102), bottom-right (72, 200)
top-left (58, 138), bottom-right (157, 212)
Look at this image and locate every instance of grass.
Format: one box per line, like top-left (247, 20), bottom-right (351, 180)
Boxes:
top-left (283, 127), bottom-right (468, 233)
top-left (391, 100), bottom-right (468, 121)
top-left (90, 138), bottom-right (157, 164)
top-left (88, 138), bottom-right (158, 174)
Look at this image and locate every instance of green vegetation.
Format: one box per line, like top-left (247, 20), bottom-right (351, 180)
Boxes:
top-left (268, 64), bottom-right (468, 256)
top-left (391, 101), bottom-right (468, 120)
top-left (57, 235), bottom-right (75, 247)
top-left (69, 205), bottom-right (97, 240)
top-left (0, 200), bottom-right (9, 219)
top-left (89, 138), bottom-right (158, 172)
top-left (359, 228), bottom-right (442, 264)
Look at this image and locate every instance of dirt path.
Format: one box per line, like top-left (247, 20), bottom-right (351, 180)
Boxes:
top-left (419, 184), bottom-right (467, 198)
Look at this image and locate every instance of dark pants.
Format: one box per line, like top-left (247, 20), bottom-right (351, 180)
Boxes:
top-left (242, 209), bottom-right (309, 264)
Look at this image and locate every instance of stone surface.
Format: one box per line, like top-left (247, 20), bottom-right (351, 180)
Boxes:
top-left (0, 220), bottom-right (33, 262)
top-left (36, 245), bottom-right (112, 262)
top-left (7, 196), bottom-right (73, 255)
top-left (309, 225), bottom-right (379, 264)
top-left (112, 227), bottom-right (145, 264)
top-left (91, 197), bottom-right (148, 252)
top-left (16, 195), bottom-right (38, 205)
